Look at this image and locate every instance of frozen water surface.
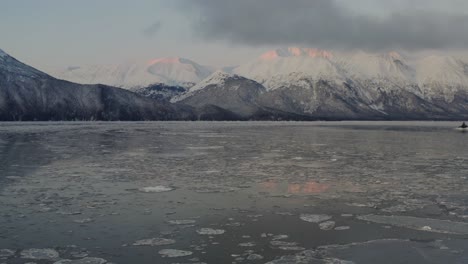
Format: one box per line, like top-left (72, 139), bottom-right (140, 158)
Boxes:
top-left (0, 121), bottom-right (467, 263)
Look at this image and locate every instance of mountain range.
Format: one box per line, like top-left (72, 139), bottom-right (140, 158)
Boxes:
top-left (2, 47), bottom-right (468, 121)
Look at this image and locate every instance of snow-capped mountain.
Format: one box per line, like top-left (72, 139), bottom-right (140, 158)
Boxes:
top-left (47, 57), bottom-right (214, 89)
top-left (173, 71), bottom-right (271, 118)
top-left (233, 47), bottom-right (468, 101)
top-left (0, 48), bottom-right (193, 121)
top-left (169, 47), bottom-right (468, 120)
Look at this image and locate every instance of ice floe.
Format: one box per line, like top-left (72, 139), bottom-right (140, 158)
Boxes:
top-left (265, 250), bottom-right (353, 264)
top-left (270, 241), bottom-right (306, 251)
top-left (20, 248), bottom-right (59, 260)
top-left (158, 249), bottom-right (193, 258)
top-left (319, 221), bottom-right (336, 230)
top-left (133, 238), bottom-right (176, 246)
top-left (246, 254), bottom-right (264, 260)
top-left (334, 226), bottom-right (351, 231)
top-left (167, 220), bottom-right (197, 225)
top-left (53, 257), bottom-right (107, 264)
top-left (196, 228), bottom-right (225, 235)
top-left (300, 214), bottom-right (332, 223)
top-left (138, 186), bottom-right (174, 193)
top-left (238, 242), bottom-right (256, 247)
top-left (272, 234), bottom-right (289, 240)
top-left (73, 218), bottom-right (93, 224)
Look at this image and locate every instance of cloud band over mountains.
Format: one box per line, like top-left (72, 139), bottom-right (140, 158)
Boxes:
top-left (180, 0), bottom-right (468, 50)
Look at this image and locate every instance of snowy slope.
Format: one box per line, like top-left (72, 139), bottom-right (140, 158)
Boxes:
top-left (172, 71), bottom-right (233, 102)
top-left (233, 47), bottom-right (468, 101)
top-left (47, 57), bottom-right (214, 89)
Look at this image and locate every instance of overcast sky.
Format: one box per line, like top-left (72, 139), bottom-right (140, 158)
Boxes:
top-left (1, 0), bottom-right (468, 68)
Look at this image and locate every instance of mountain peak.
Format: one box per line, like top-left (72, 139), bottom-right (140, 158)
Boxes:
top-left (189, 70), bottom-right (232, 92)
top-left (260, 47), bottom-right (333, 60)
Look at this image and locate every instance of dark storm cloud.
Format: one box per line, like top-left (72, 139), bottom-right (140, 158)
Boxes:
top-left (180, 0), bottom-right (468, 50)
top-left (143, 21), bottom-right (163, 38)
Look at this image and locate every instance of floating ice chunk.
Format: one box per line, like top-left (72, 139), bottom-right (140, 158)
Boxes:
top-left (300, 214), bottom-right (332, 223)
top-left (133, 238), bottom-right (176, 246)
top-left (21, 248), bottom-right (59, 260)
top-left (158, 249), bottom-right (193, 258)
top-left (196, 228), bottom-right (225, 235)
top-left (278, 246), bottom-right (306, 251)
top-left (54, 257), bottom-right (107, 264)
top-left (246, 254), bottom-right (264, 260)
top-left (138, 186), bottom-right (174, 193)
top-left (319, 221), bottom-right (336, 230)
top-left (265, 250), bottom-right (351, 264)
top-left (335, 226), bottom-right (351, 231)
top-left (357, 215), bottom-right (468, 234)
top-left (0, 249), bottom-right (15, 258)
top-left (272, 234), bottom-right (289, 240)
top-left (73, 218), bottom-right (93, 224)
top-left (167, 220), bottom-right (197, 225)
top-left (247, 214), bottom-right (263, 218)
top-left (276, 212), bottom-right (294, 216)
top-left (239, 242), bottom-right (256, 247)
top-left (270, 241), bottom-right (299, 247)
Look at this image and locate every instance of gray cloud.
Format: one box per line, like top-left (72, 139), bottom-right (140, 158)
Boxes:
top-left (143, 21), bottom-right (163, 38)
top-left (180, 0), bottom-right (468, 50)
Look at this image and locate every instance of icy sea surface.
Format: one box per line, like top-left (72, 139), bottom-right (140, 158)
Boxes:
top-left (0, 121), bottom-right (467, 264)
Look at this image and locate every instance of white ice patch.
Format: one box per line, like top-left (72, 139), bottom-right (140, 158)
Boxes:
top-left (270, 241), bottom-right (300, 247)
top-left (272, 234), bottom-right (289, 240)
top-left (158, 249), bottom-right (193, 258)
top-left (247, 254), bottom-right (264, 260)
top-left (196, 228), bottom-right (225, 235)
top-left (300, 214), bottom-right (332, 223)
top-left (239, 242), bottom-right (256, 247)
top-left (335, 226), bottom-right (351, 231)
top-left (167, 220), bottom-right (197, 225)
top-left (138, 186), bottom-right (174, 193)
top-left (21, 248), bottom-right (60, 260)
top-left (133, 238), bottom-right (176, 246)
top-left (73, 218), bottom-right (93, 224)
top-left (53, 257), bottom-right (107, 264)
top-left (278, 246), bottom-right (306, 251)
top-left (319, 221), bottom-right (336, 230)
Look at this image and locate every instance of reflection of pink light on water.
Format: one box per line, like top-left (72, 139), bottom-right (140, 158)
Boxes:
top-left (302, 181), bottom-right (329, 194)
top-left (260, 180), bottom-right (330, 194)
top-left (288, 184), bottom-right (302, 194)
top-left (259, 181), bottom-right (277, 190)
